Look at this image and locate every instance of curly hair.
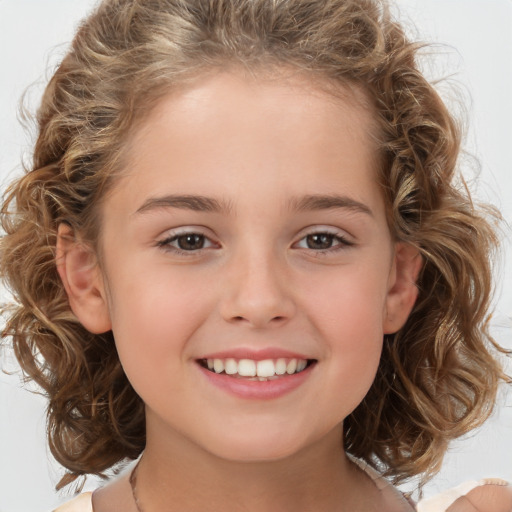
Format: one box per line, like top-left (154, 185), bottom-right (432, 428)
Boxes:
top-left (1, 0), bottom-right (508, 489)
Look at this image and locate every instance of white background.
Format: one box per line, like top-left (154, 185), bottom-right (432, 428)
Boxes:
top-left (0, 1), bottom-right (511, 510)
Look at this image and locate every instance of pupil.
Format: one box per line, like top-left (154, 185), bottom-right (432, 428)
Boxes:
top-left (178, 234), bottom-right (204, 250)
top-left (307, 234), bottom-right (333, 249)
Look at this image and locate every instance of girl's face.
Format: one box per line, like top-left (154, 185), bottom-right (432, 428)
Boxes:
top-left (72, 72), bottom-right (419, 462)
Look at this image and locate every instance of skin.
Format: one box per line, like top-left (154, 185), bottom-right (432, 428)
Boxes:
top-left (57, 71), bottom-right (422, 511)
top-left (447, 483), bottom-right (512, 512)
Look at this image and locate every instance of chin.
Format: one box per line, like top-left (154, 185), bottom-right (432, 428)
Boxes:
top-left (199, 423), bottom-right (320, 464)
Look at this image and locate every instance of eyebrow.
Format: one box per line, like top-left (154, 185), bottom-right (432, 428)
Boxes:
top-left (135, 194), bottom-right (232, 215)
top-left (288, 194), bottom-right (373, 216)
top-left (135, 193), bottom-right (372, 217)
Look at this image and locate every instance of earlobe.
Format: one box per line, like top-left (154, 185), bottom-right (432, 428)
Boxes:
top-left (56, 224), bottom-right (112, 334)
top-left (383, 243), bottom-right (423, 334)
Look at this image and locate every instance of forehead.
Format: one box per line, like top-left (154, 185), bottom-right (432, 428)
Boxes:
top-left (136, 70), bottom-right (376, 149)
top-left (110, 70), bottom-right (383, 213)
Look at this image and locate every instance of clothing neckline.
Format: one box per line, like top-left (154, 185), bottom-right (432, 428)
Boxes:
top-left (347, 455), bottom-right (416, 511)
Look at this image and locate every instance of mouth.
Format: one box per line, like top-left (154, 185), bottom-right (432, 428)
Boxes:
top-left (197, 357), bottom-right (316, 381)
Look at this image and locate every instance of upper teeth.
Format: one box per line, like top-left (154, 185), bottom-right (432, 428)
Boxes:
top-left (205, 358), bottom-right (308, 378)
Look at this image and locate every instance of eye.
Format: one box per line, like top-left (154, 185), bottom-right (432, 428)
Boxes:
top-left (173, 233), bottom-right (207, 251)
top-left (303, 233), bottom-right (336, 250)
top-left (295, 231), bottom-right (354, 252)
top-left (157, 231), bottom-right (216, 253)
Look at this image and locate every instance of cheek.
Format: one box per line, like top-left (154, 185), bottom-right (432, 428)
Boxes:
top-left (300, 263), bottom-right (389, 402)
top-left (302, 260), bottom-right (390, 340)
top-left (105, 264), bottom-right (213, 377)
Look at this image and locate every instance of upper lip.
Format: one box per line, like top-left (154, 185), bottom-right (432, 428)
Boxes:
top-left (198, 348), bottom-right (314, 361)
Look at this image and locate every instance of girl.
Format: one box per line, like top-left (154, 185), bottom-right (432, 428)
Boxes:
top-left (1, 0), bottom-right (510, 511)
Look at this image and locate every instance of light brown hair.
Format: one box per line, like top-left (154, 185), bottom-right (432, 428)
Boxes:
top-left (1, 0), bottom-right (509, 489)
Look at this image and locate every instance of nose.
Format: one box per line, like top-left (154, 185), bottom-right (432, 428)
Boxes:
top-left (219, 247), bottom-right (296, 328)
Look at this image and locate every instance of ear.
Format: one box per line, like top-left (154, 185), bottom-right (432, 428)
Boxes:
top-left (383, 242), bottom-right (423, 334)
top-left (56, 224), bottom-right (112, 334)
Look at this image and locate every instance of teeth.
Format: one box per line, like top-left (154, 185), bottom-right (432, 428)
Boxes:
top-left (204, 357), bottom-right (310, 378)
top-left (213, 359), bottom-right (224, 374)
top-left (224, 358), bottom-right (238, 375)
top-left (297, 360), bottom-right (307, 372)
top-left (275, 358), bottom-right (287, 375)
top-left (256, 359), bottom-right (275, 378)
top-left (286, 359), bottom-right (297, 374)
top-left (238, 359), bottom-right (256, 377)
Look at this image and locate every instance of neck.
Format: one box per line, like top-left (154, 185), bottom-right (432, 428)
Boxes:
top-left (134, 419), bottom-right (379, 512)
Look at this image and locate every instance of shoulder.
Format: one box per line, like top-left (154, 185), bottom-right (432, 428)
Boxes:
top-left (417, 479), bottom-right (512, 512)
top-left (52, 492), bottom-right (93, 512)
top-left (447, 480), bottom-right (512, 512)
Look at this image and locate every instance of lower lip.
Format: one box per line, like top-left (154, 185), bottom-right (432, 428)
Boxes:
top-left (197, 363), bottom-right (316, 400)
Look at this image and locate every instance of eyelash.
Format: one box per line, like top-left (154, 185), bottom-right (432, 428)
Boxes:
top-left (156, 232), bottom-right (216, 256)
top-left (156, 229), bottom-right (354, 256)
top-left (294, 231), bottom-right (354, 254)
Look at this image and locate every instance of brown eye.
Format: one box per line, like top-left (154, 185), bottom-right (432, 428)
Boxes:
top-left (294, 231), bottom-right (354, 253)
top-left (175, 234), bottom-right (206, 250)
top-left (158, 232), bottom-right (215, 253)
top-left (305, 233), bottom-right (336, 250)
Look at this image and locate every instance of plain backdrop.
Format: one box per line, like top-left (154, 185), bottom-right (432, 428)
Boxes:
top-left (0, 1), bottom-right (511, 511)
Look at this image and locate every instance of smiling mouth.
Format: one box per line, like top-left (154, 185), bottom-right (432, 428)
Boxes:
top-left (198, 358), bottom-right (316, 381)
